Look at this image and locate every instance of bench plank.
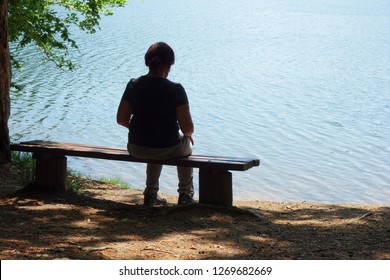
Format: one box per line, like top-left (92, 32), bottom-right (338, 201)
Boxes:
top-left (10, 140), bottom-right (260, 206)
top-left (11, 141), bottom-right (259, 171)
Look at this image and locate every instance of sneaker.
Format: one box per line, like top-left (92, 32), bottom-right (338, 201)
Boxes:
top-left (144, 193), bottom-right (167, 207)
top-left (178, 193), bottom-right (195, 205)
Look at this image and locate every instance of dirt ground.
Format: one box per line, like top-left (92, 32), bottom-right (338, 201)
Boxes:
top-left (1, 163), bottom-right (390, 260)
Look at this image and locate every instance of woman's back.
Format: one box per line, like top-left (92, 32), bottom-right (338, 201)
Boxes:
top-left (123, 76), bottom-right (188, 148)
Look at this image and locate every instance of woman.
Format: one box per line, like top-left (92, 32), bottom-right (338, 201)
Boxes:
top-left (117, 42), bottom-right (195, 207)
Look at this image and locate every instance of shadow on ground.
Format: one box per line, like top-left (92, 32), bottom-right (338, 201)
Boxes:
top-left (1, 184), bottom-right (389, 260)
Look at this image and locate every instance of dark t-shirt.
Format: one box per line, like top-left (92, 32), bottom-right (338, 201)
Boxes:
top-left (122, 76), bottom-right (189, 148)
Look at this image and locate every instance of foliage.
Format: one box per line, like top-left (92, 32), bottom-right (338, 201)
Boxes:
top-left (66, 170), bottom-right (89, 193)
top-left (9, 0), bottom-right (127, 71)
top-left (67, 172), bottom-right (132, 193)
top-left (99, 177), bottom-right (130, 189)
top-left (11, 151), bottom-right (35, 185)
top-left (8, 152), bottom-right (130, 193)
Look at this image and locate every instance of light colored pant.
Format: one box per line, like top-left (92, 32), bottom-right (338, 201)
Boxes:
top-left (127, 136), bottom-right (194, 196)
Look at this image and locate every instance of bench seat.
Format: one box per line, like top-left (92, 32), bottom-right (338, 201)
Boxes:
top-left (10, 140), bottom-right (260, 206)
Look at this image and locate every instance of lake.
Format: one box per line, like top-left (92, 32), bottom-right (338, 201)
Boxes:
top-left (10, 0), bottom-right (390, 204)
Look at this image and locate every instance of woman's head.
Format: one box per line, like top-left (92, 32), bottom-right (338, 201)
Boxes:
top-left (144, 42), bottom-right (175, 72)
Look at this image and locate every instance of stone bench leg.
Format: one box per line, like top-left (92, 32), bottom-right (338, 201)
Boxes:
top-left (199, 168), bottom-right (233, 206)
top-left (33, 153), bottom-right (67, 191)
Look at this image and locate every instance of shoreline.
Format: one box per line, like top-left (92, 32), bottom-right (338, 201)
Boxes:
top-left (1, 162), bottom-right (389, 208)
top-left (1, 162), bottom-right (390, 260)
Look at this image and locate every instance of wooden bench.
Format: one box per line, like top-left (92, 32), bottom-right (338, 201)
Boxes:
top-left (10, 140), bottom-right (260, 206)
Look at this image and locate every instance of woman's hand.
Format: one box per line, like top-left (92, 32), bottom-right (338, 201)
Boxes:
top-left (187, 135), bottom-right (194, 146)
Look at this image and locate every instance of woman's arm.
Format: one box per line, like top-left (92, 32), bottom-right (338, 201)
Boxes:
top-left (177, 104), bottom-right (194, 145)
top-left (116, 98), bottom-right (133, 129)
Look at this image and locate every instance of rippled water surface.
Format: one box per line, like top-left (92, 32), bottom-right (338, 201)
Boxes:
top-left (10, 0), bottom-right (390, 204)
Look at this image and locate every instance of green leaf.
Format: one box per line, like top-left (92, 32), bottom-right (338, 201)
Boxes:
top-left (9, 0), bottom-right (127, 72)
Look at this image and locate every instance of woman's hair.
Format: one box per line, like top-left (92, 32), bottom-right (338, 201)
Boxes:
top-left (144, 42), bottom-right (175, 71)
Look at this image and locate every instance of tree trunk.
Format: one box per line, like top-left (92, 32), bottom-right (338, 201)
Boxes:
top-left (0, 0), bottom-right (11, 164)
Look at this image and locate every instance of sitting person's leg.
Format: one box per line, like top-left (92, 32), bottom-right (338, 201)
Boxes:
top-left (145, 163), bottom-right (162, 194)
top-left (177, 166), bottom-right (195, 205)
top-left (144, 163), bottom-right (167, 206)
top-left (176, 135), bottom-right (195, 205)
top-left (128, 135), bottom-right (194, 206)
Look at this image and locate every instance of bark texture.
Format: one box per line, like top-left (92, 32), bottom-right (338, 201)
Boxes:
top-left (0, 0), bottom-right (11, 164)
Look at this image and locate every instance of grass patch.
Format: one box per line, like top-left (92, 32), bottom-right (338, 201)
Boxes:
top-left (66, 170), bottom-right (90, 193)
top-left (67, 171), bottom-right (133, 193)
top-left (10, 152), bottom-right (133, 192)
top-left (99, 177), bottom-right (130, 189)
top-left (11, 151), bottom-right (35, 185)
